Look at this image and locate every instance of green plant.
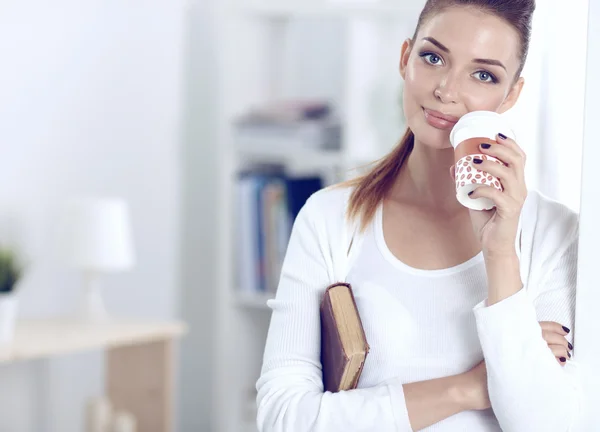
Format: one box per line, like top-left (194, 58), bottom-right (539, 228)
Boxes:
top-left (0, 248), bottom-right (23, 294)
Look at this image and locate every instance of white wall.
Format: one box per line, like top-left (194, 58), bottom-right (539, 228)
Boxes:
top-left (178, 0), bottom-right (219, 430)
top-left (534, 0), bottom-right (588, 211)
top-left (574, 0), bottom-right (600, 429)
top-left (0, 1), bottom-right (185, 430)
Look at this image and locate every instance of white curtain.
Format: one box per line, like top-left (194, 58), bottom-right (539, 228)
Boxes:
top-left (504, 0), bottom-right (589, 212)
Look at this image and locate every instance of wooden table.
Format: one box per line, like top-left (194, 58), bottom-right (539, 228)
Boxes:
top-left (0, 318), bottom-right (187, 432)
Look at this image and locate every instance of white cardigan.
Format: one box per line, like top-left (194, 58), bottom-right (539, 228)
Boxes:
top-left (256, 186), bottom-right (580, 431)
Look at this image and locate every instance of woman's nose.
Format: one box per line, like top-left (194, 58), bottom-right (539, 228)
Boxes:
top-left (434, 75), bottom-right (460, 104)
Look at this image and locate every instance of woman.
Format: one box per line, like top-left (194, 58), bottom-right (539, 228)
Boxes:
top-left (256, 0), bottom-right (579, 430)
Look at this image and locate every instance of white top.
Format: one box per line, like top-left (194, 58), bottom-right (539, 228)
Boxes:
top-left (256, 186), bottom-right (580, 431)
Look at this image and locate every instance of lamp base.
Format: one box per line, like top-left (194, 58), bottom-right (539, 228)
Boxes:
top-left (80, 272), bottom-right (109, 322)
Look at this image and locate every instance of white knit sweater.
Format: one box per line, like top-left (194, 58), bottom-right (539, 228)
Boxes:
top-left (256, 186), bottom-right (580, 432)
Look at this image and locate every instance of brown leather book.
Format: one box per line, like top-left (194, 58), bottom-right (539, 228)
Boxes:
top-left (320, 282), bottom-right (370, 393)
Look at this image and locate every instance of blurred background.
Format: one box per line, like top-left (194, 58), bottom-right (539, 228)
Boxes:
top-left (0, 0), bottom-right (590, 431)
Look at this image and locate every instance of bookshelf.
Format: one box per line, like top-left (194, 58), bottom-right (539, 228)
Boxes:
top-left (213, 1), bottom-right (419, 431)
top-left (237, 145), bottom-right (345, 167)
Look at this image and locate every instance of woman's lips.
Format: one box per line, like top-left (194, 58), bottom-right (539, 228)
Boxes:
top-left (423, 108), bottom-right (459, 130)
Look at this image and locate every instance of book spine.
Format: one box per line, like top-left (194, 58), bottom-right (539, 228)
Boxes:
top-left (236, 173), bottom-right (324, 296)
top-left (256, 176), bottom-right (267, 292)
top-left (237, 177), bottom-right (258, 294)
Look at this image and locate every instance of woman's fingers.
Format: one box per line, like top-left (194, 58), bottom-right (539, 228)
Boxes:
top-left (471, 157), bottom-right (509, 177)
top-left (549, 344), bottom-right (570, 366)
top-left (472, 135), bottom-right (528, 200)
top-left (539, 321), bottom-right (571, 336)
top-left (479, 141), bottom-right (525, 170)
top-left (548, 344), bottom-right (570, 359)
top-left (541, 329), bottom-right (570, 349)
top-left (468, 185), bottom-right (523, 220)
top-left (495, 133), bottom-right (527, 162)
top-left (471, 158), bottom-right (519, 195)
top-left (539, 322), bottom-right (573, 366)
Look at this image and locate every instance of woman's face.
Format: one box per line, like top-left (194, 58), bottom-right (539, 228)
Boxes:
top-left (400, 7), bottom-right (525, 149)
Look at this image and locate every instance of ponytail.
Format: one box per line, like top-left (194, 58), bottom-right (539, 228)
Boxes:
top-left (343, 128), bottom-right (414, 232)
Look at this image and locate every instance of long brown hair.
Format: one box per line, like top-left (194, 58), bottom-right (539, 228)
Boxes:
top-left (345, 0), bottom-right (536, 231)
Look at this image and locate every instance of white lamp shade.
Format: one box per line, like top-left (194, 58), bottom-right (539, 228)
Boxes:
top-left (62, 198), bottom-right (135, 271)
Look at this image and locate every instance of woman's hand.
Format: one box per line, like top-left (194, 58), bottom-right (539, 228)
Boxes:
top-left (456, 322), bottom-right (572, 412)
top-left (540, 321), bottom-right (573, 365)
top-left (466, 134), bottom-right (528, 257)
top-left (457, 321), bottom-right (571, 412)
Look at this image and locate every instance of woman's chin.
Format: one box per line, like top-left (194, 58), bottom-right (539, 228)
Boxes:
top-left (411, 125), bottom-right (453, 150)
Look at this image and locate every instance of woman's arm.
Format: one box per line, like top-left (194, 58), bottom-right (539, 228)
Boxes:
top-left (465, 133), bottom-right (580, 431)
top-left (404, 365), bottom-right (488, 430)
top-left (474, 239), bottom-right (579, 432)
top-left (258, 360), bottom-right (483, 432)
top-left (256, 194), bottom-right (486, 432)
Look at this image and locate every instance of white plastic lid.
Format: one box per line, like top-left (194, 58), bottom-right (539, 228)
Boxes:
top-left (449, 111), bottom-right (516, 148)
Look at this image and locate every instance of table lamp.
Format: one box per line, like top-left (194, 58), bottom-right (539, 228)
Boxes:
top-left (62, 198), bottom-right (135, 321)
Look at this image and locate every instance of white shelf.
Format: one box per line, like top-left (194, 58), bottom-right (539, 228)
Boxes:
top-left (0, 318), bottom-right (187, 364)
top-left (236, 145), bottom-right (345, 167)
top-left (242, 1), bottom-right (421, 19)
top-left (234, 292), bottom-right (274, 310)
top-left (236, 145), bottom-right (381, 172)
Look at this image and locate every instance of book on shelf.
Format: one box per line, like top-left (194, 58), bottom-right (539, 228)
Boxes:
top-left (236, 171), bottom-right (323, 296)
top-left (320, 283), bottom-right (369, 393)
top-left (234, 100), bottom-right (342, 153)
top-left (240, 100), bottom-right (333, 122)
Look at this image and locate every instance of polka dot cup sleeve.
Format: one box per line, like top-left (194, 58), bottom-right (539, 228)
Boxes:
top-left (449, 111), bottom-right (517, 211)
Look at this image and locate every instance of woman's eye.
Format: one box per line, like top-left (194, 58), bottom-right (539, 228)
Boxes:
top-left (421, 53), bottom-right (443, 65)
top-left (474, 71), bottom-right (497, 83)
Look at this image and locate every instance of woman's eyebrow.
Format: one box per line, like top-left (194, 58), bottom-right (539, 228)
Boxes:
top-left (473, 58), bottom-right (507, 71)
top-left (422, 37), bottom-right (450, 53)
top-left (422, 37), bottom-right (507, 72)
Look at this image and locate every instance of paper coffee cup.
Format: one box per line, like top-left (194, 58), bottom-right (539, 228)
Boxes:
top-left (449, 111), bottom-right (516, 211)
